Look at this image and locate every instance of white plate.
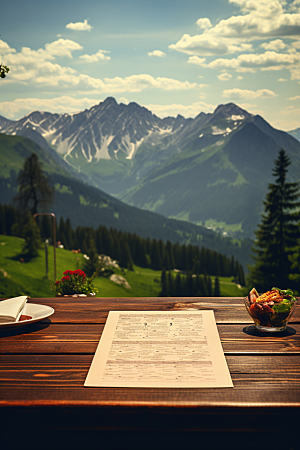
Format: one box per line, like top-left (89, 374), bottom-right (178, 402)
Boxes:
top-left (0, 303), bottom-right (54, 329)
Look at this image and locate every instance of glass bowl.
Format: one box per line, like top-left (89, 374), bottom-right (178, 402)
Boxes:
top-left (244, 295), bottom-right (297, 332)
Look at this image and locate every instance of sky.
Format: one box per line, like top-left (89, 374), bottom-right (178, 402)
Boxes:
top-left (0, 0), bottom-right (300, 131)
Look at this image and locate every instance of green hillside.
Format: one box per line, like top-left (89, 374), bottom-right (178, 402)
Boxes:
top-left (0, 235), bottom-right (245, 298)
top-left (0, 133), bottom-right (253, 269)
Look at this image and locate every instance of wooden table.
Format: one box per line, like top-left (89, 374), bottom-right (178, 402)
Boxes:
top-left (1, 297), bottom-right (299, 450)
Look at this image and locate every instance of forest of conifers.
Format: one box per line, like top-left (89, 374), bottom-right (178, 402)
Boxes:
top-left (0, 203), bottom-right (245, 288)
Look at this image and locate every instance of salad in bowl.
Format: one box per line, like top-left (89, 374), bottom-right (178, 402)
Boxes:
top-left (244, 287), bottom-right (297, 332)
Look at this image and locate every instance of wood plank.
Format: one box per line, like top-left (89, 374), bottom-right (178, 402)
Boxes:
top-left (0, 323), bottom-right (299, 354)
top-left (1, 354), bottom-right (300, 406)
top-left (22, 297), bottom-right (300, 323)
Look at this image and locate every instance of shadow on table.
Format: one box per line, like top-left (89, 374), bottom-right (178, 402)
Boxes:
top-left (0, 318), bottom-right (52, 337)
top-left (243, 324), bottom-right (296, 337)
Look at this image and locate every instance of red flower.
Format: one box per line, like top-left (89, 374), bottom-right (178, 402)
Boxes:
top-left (63, 270), bottom-right (73, 276)
top-left (73, 269), bottom-right (86, 277)
top-left (55, 280), bottom-right (60, 285)
top-left (61, 275), bottom-right (70, 282)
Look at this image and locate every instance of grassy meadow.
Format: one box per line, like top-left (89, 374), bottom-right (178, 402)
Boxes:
top-left (0, 234), bottom-right (245, 298)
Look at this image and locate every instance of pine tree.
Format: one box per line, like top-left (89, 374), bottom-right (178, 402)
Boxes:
top-left (249, 149), bottom-right (300, 290)
top-left (214, 276), bottom-right (221, 296)
top-left (150, 239), bottom-right (162, 270)
top-left (175, 273), bottom-right (182, 296)
top-left (168, 271), bottom-right (175, 296)
top-left (13, 153), bottom-right (54, 215)
top-left (289, 222), bottom-right (300, 292)
top-left (82, 237), bottom-right (99, 277)
top-left (207, 275), bottom-right (213, 296)
top-left (160, 268), bottom-right (169, 296)
top-left (21, 213), bottom-right (41, 259)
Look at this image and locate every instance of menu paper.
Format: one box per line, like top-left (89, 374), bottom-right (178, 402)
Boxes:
top-left (84, 310), bottom-right (233, 388)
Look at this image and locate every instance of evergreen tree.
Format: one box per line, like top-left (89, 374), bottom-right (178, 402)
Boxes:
top-left (166, 241), bottom-right (175, 268)
top-left (288, 222), bottom-right (300, 292)
top-left (13, 153), bottom-right (54, 215)
top-left (150, 239), bottom-right (162, 270)
top-left (186, 273), bottom-right (194, 296)
top-left (237, 263), bottom-right (246, 286)
top-left (168, 271), bottom-right (175, 296)
top-left (82, 237), bottom-right (99, 277)
top-left (160, 268), bottom-right (169, 296)
top-left (21, 213), bottom-right (41, 259)
top-left (214, 276), bottom-right (221, 296)
top-left (249, 149), bottom-right (300, 290)
top-left (0, 205), bottom-right (4, 234)
top-left (207, 275), bottom-right (213, 296)
top-left (175, 273), bottom-right (182, 296)
top-left (119, 240), bottom-right (133, 270)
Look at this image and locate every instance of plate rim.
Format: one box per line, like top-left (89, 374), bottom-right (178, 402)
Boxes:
top-left (0, 303), bottom-right (54, 328)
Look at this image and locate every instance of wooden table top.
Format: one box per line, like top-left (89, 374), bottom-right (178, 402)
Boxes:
top-left (1, 296), bottom-right (299, 450)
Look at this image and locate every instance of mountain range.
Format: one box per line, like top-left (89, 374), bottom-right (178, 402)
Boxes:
top-left (1, 97), bottom-right (299, 239)
top-left (0, 133), bottom-right (252, 269)
top-left (288, 127), bottom-right (300, 143)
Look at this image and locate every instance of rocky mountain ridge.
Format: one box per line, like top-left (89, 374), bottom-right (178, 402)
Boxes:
top-left (1, 98), bottom-right (299, 238)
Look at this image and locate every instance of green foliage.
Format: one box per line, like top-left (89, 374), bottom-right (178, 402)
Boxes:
top-left (0, 64), bottom-right (9, 78)
top-left (248, 149), bottom-right (300, 291)
top-left (20, 214), bottom-right (42, 259)
top-left (288, 223), bottom-right (300, 290)
top-left (51, 269), bottom-right (98, 296)
top-left (82, 237), bottom-right (100, 277)
top-left (14, 153), bottom-right (54, 215)
top-left (214, 276), bottom-right (221, 296)
top-left (0, 234), bottom-right (244, 298)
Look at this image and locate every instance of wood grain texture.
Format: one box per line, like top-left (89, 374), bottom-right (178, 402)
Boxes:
top-left (0, 296), bottom-right (299, 443)
top-left (1, 354), bottom-right (300, 405)
top-left (0, 323), bottom-right (299, 354)
top-left (23, 297), bottom-right (300, 324)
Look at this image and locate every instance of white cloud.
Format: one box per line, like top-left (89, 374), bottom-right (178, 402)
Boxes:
top-left (45, 39), bottom-right (83, 58)
top-left (196, 18), bottom-right (212, 29)
top-left (217, 72), bottom-right (232, 80)
top-left (169, 34), bottom-right (253, 56)
top-left (0, 96), bottom-right (101, 118)
top-left (188, 56), bottom-right (207, 66)
top-left (99, 74), bottom-right (198, 92)
top-left (143, 101), bottom-right (216, 118)
top-left (261, 39), bottom-right (287, 51)
top-left (119, 97), bottom-right (129, 104)
top-left (0, 40), bottom-right (15, 54)
top-left (291, 40), bottom-right (300, 49)
top-left (237, 75), bottom-right (243, 79)
top-left (66, 19), bottom-right (92, 31)
top-left (291, 68), bottom-right (300, 79)
top-left (212, 1), bottom-right (300, 40)
top-left (0, 38), bottom-right (198, 94)
top-left (290, 95), bottom-right (300, 100)
top-left (148, 50), bottom-right (166, 57)
top-left (1, 39), bottom-right (82, 75)
top-left (170, 0), bottom-right (300, 58)
top-left (223, 88), bottom-right (277, 98)
top-left (79, 50), bottom-right (111, 62)
top-left (25, 71), bottom-right (198, 93)
top-left (194, 51), bottom-right (300, 72)
top-left (278, 77), bottom-right (287, 81)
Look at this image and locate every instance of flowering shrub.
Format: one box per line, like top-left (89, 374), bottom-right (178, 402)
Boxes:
top-left (51, 269), bottom-right (98, 296)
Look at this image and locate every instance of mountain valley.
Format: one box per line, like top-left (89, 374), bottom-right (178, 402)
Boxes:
top-left (1, 97), bottom-right (299, 239)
